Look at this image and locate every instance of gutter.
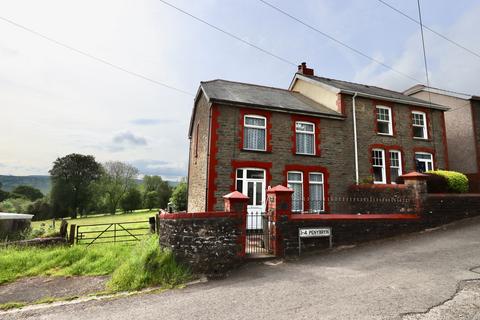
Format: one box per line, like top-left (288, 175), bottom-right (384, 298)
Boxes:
top-left (352, 93), bottom-right (359, 185)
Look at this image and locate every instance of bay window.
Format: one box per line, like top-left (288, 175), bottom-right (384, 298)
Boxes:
top-left (287, 172), bottom-right (303, 212)
top-left (295, 121), bottom-right (315, 155)
top-left (243, 115), bottom-right (266, 151)
top-left (372, 149), bottom-right (386, 184)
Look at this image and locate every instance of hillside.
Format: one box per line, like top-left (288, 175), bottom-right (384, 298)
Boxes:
top-left (0, 175), bottom-right (180, 194)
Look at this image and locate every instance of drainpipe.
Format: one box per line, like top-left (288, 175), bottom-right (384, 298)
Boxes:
top-left (352, 92), bottom-right (359, 185)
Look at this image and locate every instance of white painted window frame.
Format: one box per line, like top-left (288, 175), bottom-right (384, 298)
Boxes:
top-left (376, 106), bottom-right (393, 136)
top-left (243, 115), bottom-right (267, 151)
top-left (372, 148), bottom-right (387, 184)
top-left (412, 111), bottom-right (428, 140)
top-left (295, 121), bottom-right (315, 155)
top-left (389, 150), bottom-right (402, 184)
top-left (309, 172), bottom-right (325, 213)
top-left (415, 152), bottom-right (434, 172)
top-left (287, 171), bottom-right (304, 212)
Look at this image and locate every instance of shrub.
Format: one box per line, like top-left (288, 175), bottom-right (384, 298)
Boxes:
top-left (424, 173), bottom-right (449, 193)
top-left (427, 170), bottom-right (469, 193)
top-left (0, 198), bottom-right (32, 213)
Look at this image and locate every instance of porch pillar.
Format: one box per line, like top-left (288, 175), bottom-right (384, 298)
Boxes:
top-left (223, 191), bottom-right (249, 257)
top-left (400, 172), bottom-right (428, 214)
top-left (266, 185), bottom-right (294, 257)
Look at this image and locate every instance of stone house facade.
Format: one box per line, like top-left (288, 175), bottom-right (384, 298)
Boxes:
top-left (404, 85), bottom-right (480, 190)
top-left (187, 63), bottom-right (449, 213)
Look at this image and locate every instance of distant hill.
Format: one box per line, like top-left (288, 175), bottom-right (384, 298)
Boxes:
top-left (0, 175), bottom-right (180, 194)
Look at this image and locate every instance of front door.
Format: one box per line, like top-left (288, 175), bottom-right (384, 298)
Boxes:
top-left (235, 168), bottom-right (266, 229)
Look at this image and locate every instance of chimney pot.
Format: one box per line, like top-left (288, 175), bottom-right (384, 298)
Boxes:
top-left (297, 62), bottom-right (314, 76)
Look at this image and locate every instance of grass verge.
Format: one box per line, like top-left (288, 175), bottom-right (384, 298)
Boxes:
top-left (0, 236), bottom-right (191, 292)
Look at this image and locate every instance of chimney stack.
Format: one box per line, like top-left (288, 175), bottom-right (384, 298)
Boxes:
top-left (297, 62), bottom-right (314, 76)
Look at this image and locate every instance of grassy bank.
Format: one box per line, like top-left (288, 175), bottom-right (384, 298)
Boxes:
top-left (0, 236), bottom-right (190, 291)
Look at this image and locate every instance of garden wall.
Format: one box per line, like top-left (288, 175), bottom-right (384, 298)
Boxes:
top-left (158, 211), bottom-right (244, 277)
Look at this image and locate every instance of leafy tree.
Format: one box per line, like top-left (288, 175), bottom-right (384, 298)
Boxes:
top-left (169, 181), bottom-right (187, 211)
top-left (27, 198), bottom-right (52, 221)
top-left (0, 183), bottom-right (9, 202)
top-left (0, 197), bottom-right (32, 213)
top-left (11, 185), bottom-right (44, 201)
top-left (142, 175), bottom-right (171, 209)
top-left (49, 153), bottom-right (102, 219)
top-left (100, 161), bottom-right (139, 214)
top-left (120, 188), bottom-right (142, 213)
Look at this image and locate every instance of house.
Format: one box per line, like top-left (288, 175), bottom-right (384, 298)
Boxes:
top-left (404, 85), bottom-right (480, 190)
top-left (187, 63), bottom-right (449, 214)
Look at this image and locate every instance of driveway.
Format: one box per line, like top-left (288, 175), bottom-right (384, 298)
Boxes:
top-left (4, 216), bottom-right (480, 320)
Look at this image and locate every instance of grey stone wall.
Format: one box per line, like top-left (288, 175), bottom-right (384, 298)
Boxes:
top-left (158, 215), bottom-right (243, 277)
top-left (187, 93), bottom-right (210, 212)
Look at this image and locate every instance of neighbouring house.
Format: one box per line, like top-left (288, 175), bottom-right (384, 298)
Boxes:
top-left (404, 85), bottom-right (480, 191)
top-left (187, 63), bottom-right (449, 216)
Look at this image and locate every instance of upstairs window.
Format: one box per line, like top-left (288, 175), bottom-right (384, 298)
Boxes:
top-left (244, 115), bottom-right (266, 151)
top-left (389, 150), bottom-right (402, 183)
top-left (415, 152), bottom-right (434, 172)
top-left (309, 173), bottom-right (324, 212)
top-left (287, 171), bottom-right (303, 212)
top-left (295, 121), bottom-right (315, 155)
top-left (372, 149), bottom-right (386, 184)
top-left (376, 106), bottom-right (393, 135)
top-left (412, 111), bottom-right (428, 139)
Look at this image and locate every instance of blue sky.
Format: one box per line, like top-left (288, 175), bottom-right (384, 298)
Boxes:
top-left (1, 0), bottom-right (479, 179)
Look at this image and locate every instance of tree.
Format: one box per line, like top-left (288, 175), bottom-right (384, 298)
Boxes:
top-left (100, 161), bottom-right (139, 214)
top-left (169, 181), bottom-right (187, 211)
top-left (27, 198), bottom-right (52, 221)
top-left (120, 188), bottom-right (142, 213)
top-left (0, 182), bottom-right (9, 202)
top-left (11, 185), bottom-right (44, 201)
top-left (142, 175), bottom-right (171, 209)
top-left (49, 153), bottom-right (102, 219)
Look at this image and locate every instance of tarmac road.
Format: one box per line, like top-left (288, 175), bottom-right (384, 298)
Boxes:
top-left (4, 216), bottom-right (480, 320)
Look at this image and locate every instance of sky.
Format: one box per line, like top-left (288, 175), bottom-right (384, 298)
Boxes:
top-left (1, 0), bottom-right (479, 180)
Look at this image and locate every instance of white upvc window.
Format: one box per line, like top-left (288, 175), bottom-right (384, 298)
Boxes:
top-left (389, 150), bottom-right (402, 183)
top-left (372, 149), bottom-right (386, 184)
top-left (243, 115), bottom-right (266, 151)
top-left (412, 111), bottom-right (428, 139)
top-left (295, 121), bottom-right (315, 155)
top-left (376, 106), bottom-right (393, 135)
top-left (309, 173), bottom-right (324, 213)
top-left (287, 171), bottom-right (303, 212)
top-left (415, 152), bottom-right (434, 173)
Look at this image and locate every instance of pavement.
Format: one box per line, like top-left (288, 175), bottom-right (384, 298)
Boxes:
top-left (3, 216), bottom-right (480, 320)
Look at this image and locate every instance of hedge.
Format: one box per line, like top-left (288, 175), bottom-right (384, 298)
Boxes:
top-left (426, 170), bottom-right (469, 193)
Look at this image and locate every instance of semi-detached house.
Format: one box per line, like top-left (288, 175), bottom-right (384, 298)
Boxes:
top-left (187, 63), bottom-right (449, 216)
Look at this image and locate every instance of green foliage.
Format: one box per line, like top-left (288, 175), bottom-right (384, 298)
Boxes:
top-left (426, 170), bottom-right (469, 193)
top-left (11, 185), bottom-right (44, 201)
top-left (0, 197), bottom-right (32, 213)
top-left (169, 181), bottom-right (187, 211)
top-left (120, 188), bottom-right (142, 213)
top-left (0, 189), bottom-right (9, 202)
top-left (0, 236), bottom-right (190, 292)
top-left (107, 236), bottom-right (190, 291)
top-left (49, 154), bottom-right (102, 219)
top-left (99, 161), bottom-right (139, 214)
top-left (27, 198), bottom-right (52, 221)
top-left (143, 175), bottom-right (171, 210)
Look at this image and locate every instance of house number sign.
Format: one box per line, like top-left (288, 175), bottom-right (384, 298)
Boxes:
top-left (298, 227), bottom-right (332, 255)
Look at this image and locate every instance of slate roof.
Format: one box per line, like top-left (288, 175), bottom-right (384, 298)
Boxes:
top-left (299, 74), bottom-right (449, 110)
top-left (200, 79), bottom-right (343, 118)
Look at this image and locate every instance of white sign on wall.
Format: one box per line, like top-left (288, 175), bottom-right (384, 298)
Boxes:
top-left (298, 227), bottom-right (333, 255)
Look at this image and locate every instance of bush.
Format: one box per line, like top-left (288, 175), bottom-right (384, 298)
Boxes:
top-left (427, 170), bottom-right (469, 193)
top-left (169, 182), bottom-right (187, 211)
top-left (27, 199), bottom-right (52, 221)
top-left (0, 198), bottom-right (32, 213)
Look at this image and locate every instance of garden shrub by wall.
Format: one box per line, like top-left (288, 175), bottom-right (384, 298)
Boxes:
top-left (427, 170), bottom-right (469, 193)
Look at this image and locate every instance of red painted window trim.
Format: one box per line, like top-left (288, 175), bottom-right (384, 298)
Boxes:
top-left (238, 108), bottom-right (272, 152)
top-left (291, 115), bottom-right (321, 156)
top-left (440, 111), bottom-right (449, 170)
top-left (283, 164), bottom-right (330, 212)
top-left (413, 147), bottom-right (436, 170)
top-left (410, 107), bottom-right (432, 141)
top-left (230, 160), bottom-right (273, 192)
top-left (207, 104), bottom-right (220, 211)
top-left (373, 100), bottom-right (396, 137)
top-left (369, 144), bottom-right (405, 184)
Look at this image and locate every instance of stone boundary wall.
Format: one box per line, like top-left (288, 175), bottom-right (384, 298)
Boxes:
top-left (158, 212), bottom-right (243, 277)
top-left (423, 194), bottom-right (480, 226)
top-left (346, 184), bottom-right (416, 214)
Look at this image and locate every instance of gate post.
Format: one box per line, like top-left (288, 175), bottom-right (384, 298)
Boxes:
top-left (266, 185), bottom-right (294, 257)
top-left (223, 191), bottom-right (249, 257)
top-left (401, 172), bottom-right (428, 214)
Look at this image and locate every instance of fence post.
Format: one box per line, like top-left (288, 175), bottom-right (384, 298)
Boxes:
top-left (69, 224), bottom-right (76, 244)
top-left (401, 172), bottom-right (428, 214)
top-left (223, 191), bottom-right (249, 257)
top-left (266, 185), bottom-right (294, 257)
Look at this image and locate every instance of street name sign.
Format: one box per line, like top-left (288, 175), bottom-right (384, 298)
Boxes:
top-left (298, 227), bottom-right (332, 255)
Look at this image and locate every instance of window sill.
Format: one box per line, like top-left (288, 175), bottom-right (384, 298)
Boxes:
top-left (241, 148), bottom-right (270, 154)
top-left (413, 137), bottom-right (429, 141)
top-left (377, 133), bottom-right (394, 137)
top-left (295, 152), bottom-right (318, 157)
